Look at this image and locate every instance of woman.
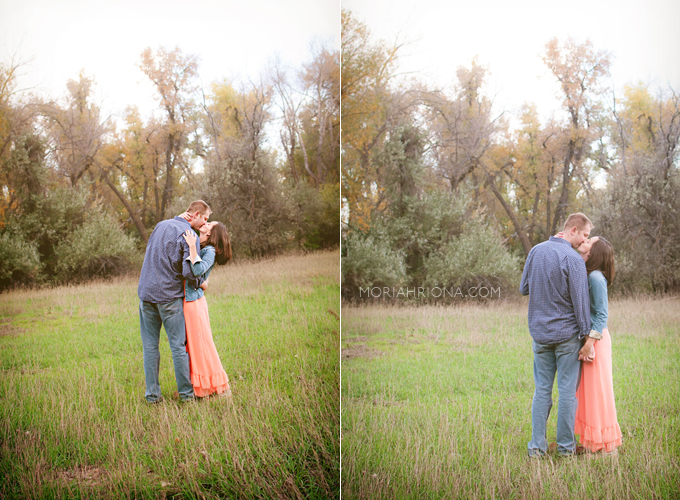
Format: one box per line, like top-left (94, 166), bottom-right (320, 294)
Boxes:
top-left (573, 236), bottom-right (623, 454)
top-left (181, 221), bottom-right (233, 398)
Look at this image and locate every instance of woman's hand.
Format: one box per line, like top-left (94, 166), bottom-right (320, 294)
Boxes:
top-left (200, 279), bottom-right (209, 292)
top-left (178, 211), bottom-right (191, 221)
top-left (182, 229), bottom-right (198, 247)
top-left (555, 231), bottom-right (565, 239)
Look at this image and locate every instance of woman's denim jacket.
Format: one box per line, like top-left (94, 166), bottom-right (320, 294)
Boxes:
top-left (185, 245), bottom-right (215, 302)
top-left (588, 269), bottom-right (608, 334)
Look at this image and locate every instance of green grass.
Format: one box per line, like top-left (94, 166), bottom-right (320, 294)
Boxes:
top-left (0, 250), bottom-right (340, 499)
top-left (341, 298), bottom-right (680, 499)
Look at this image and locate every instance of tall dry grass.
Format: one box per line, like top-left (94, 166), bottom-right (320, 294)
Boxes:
top-left (341, 297), bottom-right (680, 499)
top-left (0, 249), bottom-right (340, 499)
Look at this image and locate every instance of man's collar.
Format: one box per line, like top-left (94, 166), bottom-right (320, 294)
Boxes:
top-left (549, 236), bottom-right (579, 252)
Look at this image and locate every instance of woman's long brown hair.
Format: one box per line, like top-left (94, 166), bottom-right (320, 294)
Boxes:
top-left (586, 237), bottom-right (615, 284)
top-left (202, 222), bottom-right (232, 265)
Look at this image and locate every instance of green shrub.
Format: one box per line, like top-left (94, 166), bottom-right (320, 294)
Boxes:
top-left (341, 231), bottom-right (408, 299)
top-left (423, 225), bottom-right (520, 291)
top-left (53, 212), bottom-right (141, 282)
top-left (0, 230), bottom-right (42, 289)
top-left (341, 189), bottom-right (520, 302)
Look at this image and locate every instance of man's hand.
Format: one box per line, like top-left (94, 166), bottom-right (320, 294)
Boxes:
top-left (579, 338), bottom-right (596, 362)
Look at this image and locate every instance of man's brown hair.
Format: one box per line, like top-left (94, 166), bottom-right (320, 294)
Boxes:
top-left (187, 200), bottom-right (212, 216)
top-left (202, 222), bottom-right (232, 266)
top-left (586, 237), bottom-right (615, 284)
top-left (563, 213), bottom-right (592, 232)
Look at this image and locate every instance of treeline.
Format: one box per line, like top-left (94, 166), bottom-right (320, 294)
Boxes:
top-left (0, 44), bottom-right (339, 290)
top-left (341, 10), bottom-right (680, 299)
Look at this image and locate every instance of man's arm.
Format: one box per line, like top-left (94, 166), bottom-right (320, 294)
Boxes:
top-left (519, 251), bottom-right (532, 296)
top-left (567, 256), bottom-right (591, 339)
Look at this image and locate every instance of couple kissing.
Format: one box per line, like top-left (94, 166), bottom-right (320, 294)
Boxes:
top-left (137, 200), bottom-right (233, 404)
top-left (521, 212), bottom-right (622, 457)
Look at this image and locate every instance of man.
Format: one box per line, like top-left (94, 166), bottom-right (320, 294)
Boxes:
top-left (520, 212), bottom-right (598, 457)
top-left (138, 200), bottom-right (212, 403)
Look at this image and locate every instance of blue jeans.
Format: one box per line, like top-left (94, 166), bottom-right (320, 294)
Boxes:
top-left (528, 333), bottom-right (581, 456)
top-left (139, 299), bottom-right (194, 402)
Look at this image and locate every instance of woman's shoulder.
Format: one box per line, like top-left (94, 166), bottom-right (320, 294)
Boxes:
top-left (201, 245), bottom-right (216, 257)
top-left (588, 269), bottom-right (607, 285)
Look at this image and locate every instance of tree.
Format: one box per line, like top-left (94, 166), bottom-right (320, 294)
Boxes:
top-left (465, 38), bottom-right (611, 256)
top-left (139, 46), bottom-right (200, 220)
top-left (341, 9), bottom-right (403, 231)
top-left (0, 57), bottom-right (46, 228)
top-left (272, 59), bottom-right (307, 184)
top-left (200, 77), bottom-right (289, 256)
top-left (426, 59), bottom-right (498, 191)
top-left (543, 37), bottom-right (611, 234)
top-left (272, 46), bottom-right (341, 249)
top-left (597, 84), bottom-right (680, 292)
top-left (300, 44), bottom-right (340, 186)
top-left (43, 72), bottom-right (110, 188)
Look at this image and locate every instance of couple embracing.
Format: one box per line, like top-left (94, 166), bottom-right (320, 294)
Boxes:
top-left (521, 213), bottom-right (622, 457)
top-left (137, 200), bottom-right (233, 404)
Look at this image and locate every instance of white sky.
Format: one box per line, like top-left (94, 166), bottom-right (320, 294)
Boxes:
top-left (343, 0), bottom-right (680, 126)
top-left (1, 0), bottom-right (339, 121)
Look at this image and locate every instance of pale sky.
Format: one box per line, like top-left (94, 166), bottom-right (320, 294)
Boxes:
top-left (343, 0), bottom-right (680, 126)
top-left (1, 0), bottom-right (339, 121)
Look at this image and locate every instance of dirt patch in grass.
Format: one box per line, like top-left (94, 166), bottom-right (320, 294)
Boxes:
top-left (344, 335), bottom-right (368, 343)
top-left (342, 344), bottom-right (385, 360)
top-left (345, 324), bottom-right (383, 337)
top-left (55, 465), bottom-right (109, 486)
top-left (0, 321), bottom-right (25, 336)
top-left (388, 337), bottom-right (423, 345)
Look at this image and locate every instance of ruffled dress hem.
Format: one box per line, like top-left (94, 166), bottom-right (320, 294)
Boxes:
top-left (575, 420), bottom-right (622, 453)
top-left (191, 372), bottom-right (231, 398)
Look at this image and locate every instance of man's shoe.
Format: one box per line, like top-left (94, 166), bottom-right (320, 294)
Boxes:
top-left (548, 442), bottom-right (558, 454)
top-left (147, 396), bottom-right (164, 404)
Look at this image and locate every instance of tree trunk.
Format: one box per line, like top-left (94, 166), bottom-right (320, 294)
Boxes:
top-left (482, 166), bottom-right (533, 256)
top-left (298, 129), bottom-right (316, 184)
top-left (160, 132), bottom-right (175, 220)
top-left (551, 140), bottom-right (575, 234)
top-left (101, 170), bottom-right (148, 244)
top-left (316, 87), bottom-right (326, 185)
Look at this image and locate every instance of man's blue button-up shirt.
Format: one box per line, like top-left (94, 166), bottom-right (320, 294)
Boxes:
top-left (520, 236), bottom-right (591, 344)
top-left (138, 217), bottom-right (203, 304)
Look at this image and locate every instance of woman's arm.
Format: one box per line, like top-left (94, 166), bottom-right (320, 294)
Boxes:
top-left (190, 246), bottom-right (216, 278)
top-left (579, 272), bottom-right (608, 362)
top-left (182, 230), bottom-right (200, 264)
top-left (181, 231), bottom-right (216, 279)
top-left (589, 271), bottom-right (608, 335)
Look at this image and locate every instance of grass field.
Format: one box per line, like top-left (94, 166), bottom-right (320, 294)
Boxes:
top-left (0, 250), bottom-right (340, 499)
top-left (341, 298), bottom-right (680, 499)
